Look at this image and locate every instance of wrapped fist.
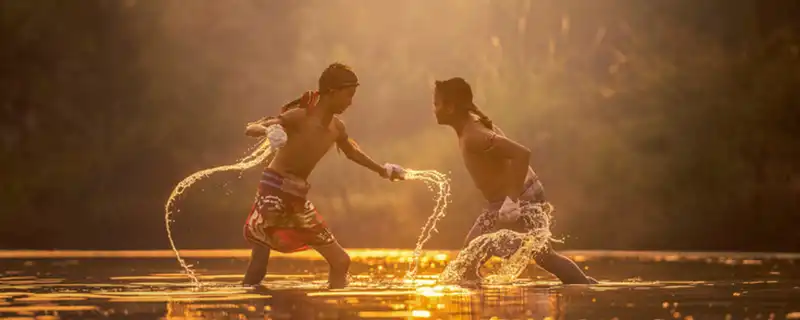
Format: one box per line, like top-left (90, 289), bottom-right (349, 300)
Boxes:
top-left (382, 163), bottom-right (407, 181)
top-left (498, 197), bottom-right (522, 222)
top-left (266, 124), bottom-right (288, 149)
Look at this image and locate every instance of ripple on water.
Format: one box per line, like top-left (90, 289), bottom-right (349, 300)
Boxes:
top-left (1, 249), bottom-right (800, 319)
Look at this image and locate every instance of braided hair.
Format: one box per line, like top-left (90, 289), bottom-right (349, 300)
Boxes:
top-left (280, 90), bottom-right (320, 113)
top-left (280, 63), bottom-right (359, 113)
top-left (277, 63), bottom-right (360, 155)
top-left (434, 77), bottom-right (493, 129)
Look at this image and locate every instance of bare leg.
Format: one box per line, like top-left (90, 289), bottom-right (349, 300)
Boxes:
top-left (243, 245), bottom-right (271, 285)
top-left (460, 211), bottom-right (499, 281)
top-left (463, 212), bottom-right (496, 248)
top-left (461, 233), bottom-right (597, 285)
top-left (533, 245), bottom-right (596, 284)
top-left (312, 241), bottom-right (351, 289)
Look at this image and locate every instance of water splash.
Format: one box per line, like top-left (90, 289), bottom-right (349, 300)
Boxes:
top-left (438, 202), bottom-right (557, 284)
top-left (403, 170), bottom-right (452, 280)
top-left (164, 139), bottom-right (274, 285)
top-left (163, 140), bottom-right (452, 286)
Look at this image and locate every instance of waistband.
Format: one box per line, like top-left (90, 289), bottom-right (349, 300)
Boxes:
top-left (260, 168), bottom-right (311, 198)
top-left (486, 178), bottom-right (538, 211)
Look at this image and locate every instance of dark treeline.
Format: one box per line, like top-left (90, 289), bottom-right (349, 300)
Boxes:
top-left (1, 0), bottom-right (798, 252)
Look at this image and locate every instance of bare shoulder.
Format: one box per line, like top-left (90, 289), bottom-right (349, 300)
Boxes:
top-left (279, 108), bottom-right (307, 121)
top-left (492, 125), bottom-right (508, 138)
top-left (276, 108), bottom-right (308, 128)
top-left (332, 115), bottom-right (346, 130)
top-left (462, 123), bottom-right (498, 153)
top-left (332, 115), bottom-right (348, 139)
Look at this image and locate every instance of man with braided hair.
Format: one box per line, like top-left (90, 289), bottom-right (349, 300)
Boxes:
top-left (432, 77), bottom-right (597, 284)
top-left (242, 63), bottom-right (406, 288)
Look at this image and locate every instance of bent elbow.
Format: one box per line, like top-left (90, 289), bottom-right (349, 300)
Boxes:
top-left (517, 147), bottom-right (532, 163)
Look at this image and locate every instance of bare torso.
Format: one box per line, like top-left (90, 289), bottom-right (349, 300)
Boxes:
top-left (459, 120), bottom-right (537, 203)
top-left (267, 109), bottom-right (344, 180)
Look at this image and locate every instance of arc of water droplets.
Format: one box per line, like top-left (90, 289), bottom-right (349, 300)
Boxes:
top-left (164, 138), bottom-right (452, 286)
top-left (437, 202), bottom-right (559, 284)
top-left (164, 139), bottom-right (274, 285)
top-left (402, 169), bottom-right (452, 280)
top-left (485, 202), bottom-right (558, 283)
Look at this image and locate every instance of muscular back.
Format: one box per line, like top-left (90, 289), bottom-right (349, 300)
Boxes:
top-left (459, 120), bottom-right (537, 202)
top-left (267, 108), bottom-right (344, 180)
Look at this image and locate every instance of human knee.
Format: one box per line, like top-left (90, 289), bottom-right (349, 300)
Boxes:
top-left (330, 251), bottom-right (351, 271)
top-left (251, 245), bottom-right (271, 261)
top-left (533, 249), bottom-right (558, 266)
top-left (463, 230), bottom-right (480, 248)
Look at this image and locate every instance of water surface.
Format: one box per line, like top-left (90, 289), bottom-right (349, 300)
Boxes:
top-left (1, 250), bottom-right (799, 319)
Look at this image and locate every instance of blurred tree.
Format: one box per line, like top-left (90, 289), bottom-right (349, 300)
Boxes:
top-left (0, 0), bottom-right (798, 251)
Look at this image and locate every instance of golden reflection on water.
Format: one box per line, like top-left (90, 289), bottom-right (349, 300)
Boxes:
top-left (1, 249), bottom-right (799, 319)
top-left (6, 248), bottom-right (798, 260)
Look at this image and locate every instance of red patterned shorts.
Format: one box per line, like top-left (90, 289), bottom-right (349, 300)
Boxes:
top-left (243, 169), bottom-right (335, 253)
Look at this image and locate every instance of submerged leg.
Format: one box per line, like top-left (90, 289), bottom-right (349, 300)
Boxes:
top-left (463, 212), bottom-right (496, 248)
top-left (243, 245), bottom-right (271, 285)
top-left (461, 213), bottom-right (497, 281)
top-left (533, 245), bottom-right (595, 284)
top-left (313, 241), bottom-right (351, 289)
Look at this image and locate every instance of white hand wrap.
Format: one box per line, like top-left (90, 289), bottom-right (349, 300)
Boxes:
top-left (498, 196), bottom-right (522, 222)
top-left (383, 163), bottom-right (406, 180)
top-left (266, 124), bottom-right (287, 149)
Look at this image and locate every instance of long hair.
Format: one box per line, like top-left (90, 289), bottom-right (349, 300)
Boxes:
top-left (274, 63), bottom-right (359, 155)
top-left (280, 90), bottom-right (320, 113)
top-left (434, 77), bottom-right (493, 129)
top-left (280, 63), bottom-right (359, 112)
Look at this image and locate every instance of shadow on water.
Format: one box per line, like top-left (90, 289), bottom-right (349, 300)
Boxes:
top-left (1, 249), bottom-right (799, 319)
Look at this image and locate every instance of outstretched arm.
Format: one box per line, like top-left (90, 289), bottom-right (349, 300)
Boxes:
top-left (334, 120), bottom-right (389, 178)
top-left (245, 109), bottom-right (302, 138)
top-left (245, 118), bottom-right (280, 137)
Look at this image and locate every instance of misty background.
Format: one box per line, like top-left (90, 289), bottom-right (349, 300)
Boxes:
top-left (1, 0), bottom-right (799, 252)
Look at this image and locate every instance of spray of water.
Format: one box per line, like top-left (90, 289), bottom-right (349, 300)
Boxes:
top-left (402, 170), bottom-right (452, 280)
top-left (164, 138), bottom-right (452, 286)
top-left (164, 139), bottom-right (274, 285)
top-left (438, 202), bottom-right (557, 284)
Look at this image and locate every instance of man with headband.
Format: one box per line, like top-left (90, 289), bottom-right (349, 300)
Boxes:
top-left (432, 77), bottom-right (597, 284)
top-left (242, 63), bottom-right (406, 288)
